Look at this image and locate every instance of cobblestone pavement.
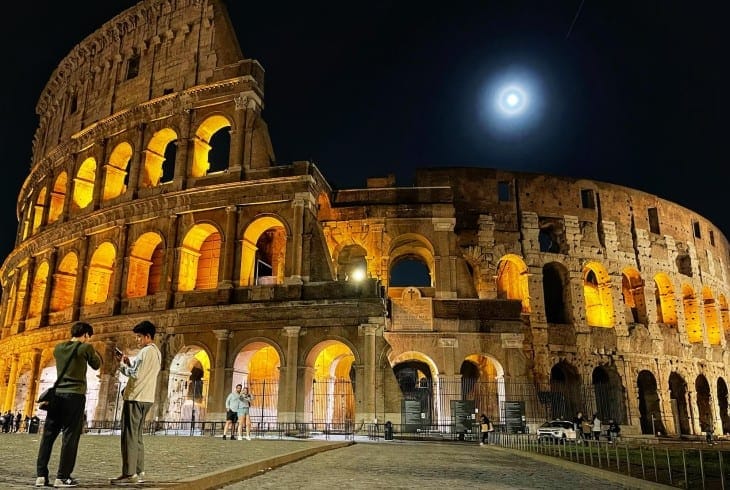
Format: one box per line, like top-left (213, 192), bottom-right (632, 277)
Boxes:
top-left (0, 432), bottom-right (665, 489)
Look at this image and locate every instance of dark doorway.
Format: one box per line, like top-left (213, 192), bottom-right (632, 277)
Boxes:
top-left (669, 372), bottom-right (690, 435)
top-left (637, 370), bottom-right (664, 435)
top-left (549, 361), bottom-right (581, 420)
top-left (592, 366), bottom-right (626, 424)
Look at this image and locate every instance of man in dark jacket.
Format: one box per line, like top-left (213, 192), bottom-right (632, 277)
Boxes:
top-left (35, 322), bottom-right (102, 488)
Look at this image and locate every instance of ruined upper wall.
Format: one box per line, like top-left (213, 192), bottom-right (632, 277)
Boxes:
top-left (32, 0), bottom-right (246, 167)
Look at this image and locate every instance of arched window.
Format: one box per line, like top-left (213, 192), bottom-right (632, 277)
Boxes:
top-left (337, 244), bottom-right (368, 281)
top-left (126, 232), bottom-right (164, 297)
top-left (702, 287), bottom-right (720, 345)
top-left (27, 261), bottom-right (49, 319)
top-left (102, 142), bottom-right (132, 201)
top-left (48, 172), bottom-right (67, 224)
top-left (682, 284), bottom-right (702, 343)
top-left (496, 254), bottom-right (530, 313)
top-left (240, 217), bottom-right (287, 286)
top-left (542, 262), bottom-right (571, 324)
top-left (84, 242), bottom-right (116, 305)
top-left (73, 157), bottom-right (96, 209)
top-left (192, 115), bottom-right (231, 177)
top-left (32, 188), bottom-right (48, 234)
top-left (653, 273), bottom-right (677, 325)
top-left (179, 223), bottom-right (221, 291)
top-left (142, 128), bottom-right (177, 187)
top-left (50, 253), bottom-right (77, 312)
top-left (622, 268), bottom-right (647, 325)
top-left (583, 262), bottom-right (613, 327)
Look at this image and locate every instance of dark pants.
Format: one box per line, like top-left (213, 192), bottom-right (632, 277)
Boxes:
top-left (121, 401), bottom-right (153, 476)
top-left (36, 393), bottom-right (86, 480)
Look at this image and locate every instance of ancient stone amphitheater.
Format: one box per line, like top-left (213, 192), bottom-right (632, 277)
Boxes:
top-left (1, 0), bottom-right (728, 438)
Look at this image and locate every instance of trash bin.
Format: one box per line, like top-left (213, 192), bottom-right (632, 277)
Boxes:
top-left (384, 421), bottom-right (394, 441)
top-left (29, 417), bottom-right (40, 434)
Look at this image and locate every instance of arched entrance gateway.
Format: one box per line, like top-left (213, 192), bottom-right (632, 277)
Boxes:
top-left (718, 378), bottom-right (730, 435)
top-left (305, 340), bottom-right (356, 428)
top-left (166, 346), bottom-right (211, 422)
top-left (591, 366), bottom-right (626, 423)
top-left (669, 372), bottom-right (690, 435)
top-left (232, 342), bottom-right (281, 425)
top-left (460, 355), bottom-right (505, 425)
top-left (695, 374), bottom-right (713, 433)
top-left (637, 370), bottom-right (665, 435)
top-left (549, 361), bottom-right (581, 420)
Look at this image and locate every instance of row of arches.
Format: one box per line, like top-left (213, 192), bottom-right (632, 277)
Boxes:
top-left (21, 115), bottom-right (234, 242)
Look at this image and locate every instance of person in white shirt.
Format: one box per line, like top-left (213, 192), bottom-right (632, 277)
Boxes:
top-left (111, 320), bottom-right (162, 485)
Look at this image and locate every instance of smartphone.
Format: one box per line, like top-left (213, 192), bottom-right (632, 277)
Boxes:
top-left (114, 347), bottom-right (123, 357)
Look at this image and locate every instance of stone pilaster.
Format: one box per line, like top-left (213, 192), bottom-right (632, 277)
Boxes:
top-left (278, 326), bottom-right (301, 422)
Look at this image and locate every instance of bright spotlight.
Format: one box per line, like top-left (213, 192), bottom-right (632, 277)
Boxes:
top-left (350, 268), bottom-right (366, 282)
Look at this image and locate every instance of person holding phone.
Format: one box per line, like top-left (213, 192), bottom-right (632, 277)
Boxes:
top-left (110, 321), bottom-right (161, 485)
top-left (237, 386), bottom-right (254, 440)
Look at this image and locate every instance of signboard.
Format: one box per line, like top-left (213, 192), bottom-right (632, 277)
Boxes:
top-left (504, 401), bottom-right (526, 433)
top-left (451, 400), bottom-right (475, 433)
top-left (402, 400), bottom-right (422, 432)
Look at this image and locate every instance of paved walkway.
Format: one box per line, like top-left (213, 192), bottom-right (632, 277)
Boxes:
top-left (0, 432), bottom-right (668, 489)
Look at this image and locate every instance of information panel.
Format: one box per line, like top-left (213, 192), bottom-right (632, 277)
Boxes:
top-left (504, 400), bottom-right (526, 433)
top-left (451, 400), bottom-right (476, 433)
top-left (402, 400), bottom-right (422, 432)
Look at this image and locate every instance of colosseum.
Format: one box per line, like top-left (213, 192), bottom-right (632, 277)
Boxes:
top-left (1, 0), bottom-right (728, 439)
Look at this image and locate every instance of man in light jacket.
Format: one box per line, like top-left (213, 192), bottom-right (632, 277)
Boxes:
top-left (111, 320), bottom-right (162, 485)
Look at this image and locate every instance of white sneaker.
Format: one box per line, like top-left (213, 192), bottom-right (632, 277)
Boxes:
top-left (137, 472), bottom-right (146, 483)
top-left (479, 442), bottom-right (484, 446)
top-left (246, 436), bottom-right (251, 441)
top-left (237, 436), bottom-right (243, 440)
top-left (35, 476), bottom-right (48, 487)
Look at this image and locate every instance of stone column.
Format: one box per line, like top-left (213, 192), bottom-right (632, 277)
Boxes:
top-left (278, 326), bottom-right (300, 423)
top-left (433, 218), bottom-right (456, 299)
top-left (94, 340), bottom-right (119, 422)
top-left (60, 161), bottom-right (75, 223)
top-left (71, 236), bottom-right (89, 321)
top-left (3, 354), bottom-right (19, 412)
top-left (17, 257), bottom-right (36, 333)
top-left (111, 225), bottom-right (129, 314)
top-left (218, 206), bottom-right (238, 289)
top-left (209, 329), bottom-right (230, 416)
top-left (24, 349), bottom-right (42, 416)
top-left (91, 141), bottom-right (108, 211)
top-left (228, 94), bottom-right (247, 173)
top-left (359, 323), bottom-right (379, 424)
top-left (127, 123), bottom-right (146, 196)
top-left (438, 338), bottom-right (459, 426)
top-left (162, 215), bottom-right (179, 308)
top-left (286, 194), bottom-right (306, 283)
top-left (39, 248), bottom-right (58, 327)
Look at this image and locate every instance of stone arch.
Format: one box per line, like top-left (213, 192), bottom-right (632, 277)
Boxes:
top-left (583, 261), bottom-right (614, 327)
top-left (102, 141), bottom-right (132, 201)
top-left (389, 351), bottom-right (440, 424)
top-left (718, 377), bottom-right (730, 435)
top-left (178, 222), bottom-right (222, 291)
top-left (496, 254), bottom-right (530, 313)
top-left (542, 261), bottom-right (572, 324)
top-left (47, 172), bottom-right (67, 224)
top-left (621, 267), bottom-right (647, 325)
top-left (50, 252), bottom-right (78, 312)
top-left (669, 371), bottom-right (690, 435)
top-left (72, 157), bottom-right (96, 210)
top-left (32, 187), bottom-right (47, 234)
top-left (388, 233), bottom-right (435, 287)
top-left (240, 215), bottom-right (288, 286)
top-left (592, 365), bottom-right (626, 424)
top-left (165, 344), bottom-right (212, 422)
top-left (335, 243), bottom-right (368, 281)
top-left (27, 261), bottom-right (50, 319)
top-left (719, 294), bottom-right (730, 337)
top-left (303, 339), bottom-right (358, 425)
top-left (696, 374), bottom-right (713, 433)
top-left (191, 114), bottom-right (232, 177)
top-left (654, 273), bottom-right (677, 325)
top-left (126, 232), bottom-right (164, 298)
top-left (681, 284), bottom-right (702, 343)
top-left (549, 360), bottom-right (582, 420)
top-left (142, 127), bottom-right (177, 187)
top-left (702, 287), bottom-right (721, 345)
top-left (84, 241), bottom-right (116, 305)
top-left (461, 354), bottom-right (506, 423)
top-left (231, 339), bottom-right (282, 424)
top-left (637, 370), bottom-right (665, 435)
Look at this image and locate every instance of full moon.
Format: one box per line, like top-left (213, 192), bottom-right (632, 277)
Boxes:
top-left (496, 84), bottom-right (528, 116)
top-left (478, 68), bottom-right (544, 137)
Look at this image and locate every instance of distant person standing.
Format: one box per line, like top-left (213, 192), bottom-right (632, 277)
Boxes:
top-left (111, 320), bottom-right (162, 485)
top-left (222, 385), bottom-right (242, 440)
top-left (479, 414), bottom-right (493, 446)
top-left (14, 411), bottom-right (22, 433)
top-left (35, 321), bottom-right (101, 488)
top-left (607, 418), bottom-right (621, 443)
top-left (592, 413), bottom-right (602, 441)
top-left (237, 386), bottom-right (254, 440)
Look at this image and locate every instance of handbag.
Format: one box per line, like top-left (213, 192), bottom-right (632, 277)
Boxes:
top-left (37, 342), bottom-right (82, 411)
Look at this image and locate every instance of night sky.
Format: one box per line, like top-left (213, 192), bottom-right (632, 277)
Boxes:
top-left (0, 1), bottom-right (727, 264)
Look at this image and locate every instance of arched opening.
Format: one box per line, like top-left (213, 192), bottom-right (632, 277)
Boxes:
top-left (719, 295), bottom-right (730, 338)
top-left (27, 261), bottom-right (49, 320)
top-left (621, 268), bottom-right (647, 325)
top-left (336, 244), bottom-right (368, 281)
top-left (178, 223), bottom-right (221, 291)
top-left (496, 254), bottom-right (530, 313)
top-left (592, 366), bottom-right (626, 424)
top-left (393, 360), bottom-right (435, 425)
top-left (126, 232), bottom-right (164, 298)
top-left (682, 284), bottom-right (702, 343)
top-left (166, 346), bottom-right (210, 422)
top-left (12, 271), bottom-right (28, 332)
top-left (83, 242), bottom-right (116, 305)
top-left (240, 216), bottom-right (287, 286)
top-left (388, 234), bottom-right (434, 288)
top-left (549, 361), bottom-right (581, 420)
top-left (583, 262), bottom-right (614, 327)
top-left (192, 115), bottom-right (231, 176)
top-left (542, 262), bottom-right (571, 324)
top-left (232, 342), bottom-right (281, 425)
top-left (669, 372), bottom-right (690, 435)
top-left (390, 256), bottom-right (431, 287)
top-left (702, 287), bottom-right (721, 345)
top-left (718, 378), bottom-right (730, 435)
top-left (142, 128), bottom-right (177, 187)
top-left (654, 273), bottom-right (677, 325)
top-left (47, 172), bottom-right (67, 224)
top-left (103, 142), bottom-right (132, 201)
top-left (72, 157), bottom-right (96, 210)
top-left (637, 370), bottom-right (665, 435)
top-left (306, 341), bottom-right (355, 426)
top-left (696, 375), bottom-right (713, 433)
top-left (50, 252), bottom-right (78, 312)
top-left (32, 188), bottom-right (47, 234)
top-left (460, 355), bottom-right (505, 425)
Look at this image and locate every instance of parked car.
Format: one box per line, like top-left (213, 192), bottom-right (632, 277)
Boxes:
top-left (537, 420), bottom-right (578, 443)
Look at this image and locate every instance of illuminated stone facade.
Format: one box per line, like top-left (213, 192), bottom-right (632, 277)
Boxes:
top-left (1, 0), bottom-right (729, 436)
